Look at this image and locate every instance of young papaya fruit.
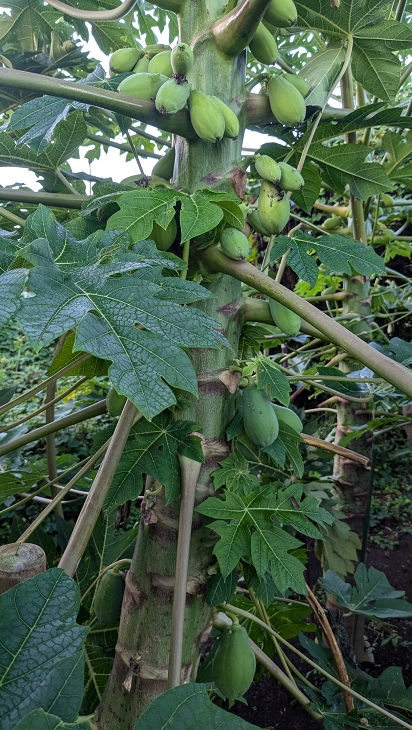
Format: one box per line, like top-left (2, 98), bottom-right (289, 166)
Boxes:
top-left (109, 47), bottom-right (141, 74)
top-left (188, 90), bottom-right (225, 143)
top-left (268, 299), bottom-right (301, 335)
top-left (150, 217), bottom-right (177, 250)
top-left (267, 76), bottom-right (306, 126)
top-left (243, 384), bottom-right (279, 447)
top-left (171, 42), bottom-right (194, 77)
top-left (148, 50), bottom-right (173, 77)
top-left (272, 404), bottom-right (303, 433)
top-left (209, 96), bottom-right (240, 139)
top-left (249, 22), bottom-right (278, 65)
top-left (151, 146), bottom-right (176, 180)
top-left (142, 43), bottom-right (171, 58)
top-left (257, 180), bottom-right (290, 234)
top-left (265, 0), bottom-right (297, 27)
top-left (254, 153), bottom-right (281, 183)
top-left (278, 161), bottom-right (305, 191)
top-left (247, 209), bottom-right (271, 236)
top-left (212, 624), bottom-right (256, 704)
top-left (323, 215), bottom-right (342, 230)
top-left (155, 77), bottom-right (191, 114)
top-left (281, 72), bottom-right (309, 97)
top-left (106, 387), bottom-right (127, 416)
top-left (118, 72), bottom-right (168, 100)
top-left (94, 569), bottom-right (125, 625)
top-left (132, 54), bottom-right (150, 72)
top-left (220, 228), bottom-right (250, 260)
top-left (381, 194), bottom-right (394, 208)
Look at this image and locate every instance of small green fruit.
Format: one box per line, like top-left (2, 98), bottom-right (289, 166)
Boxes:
top-left (278, 161), bottom-right (305, 191)
top-left (268, 299), bottom-right (301, 335)
top-left (249, 22), bottom-right (278, 65)
top-left (155, 77), bottom-right (191, 114)
top-left (243, 384), bottom-right (279, 447)
top-left (151, 146), bottom-right (176, 180)
top-left (257, 180), bottom-right (290, 234)
top-left (118, 72), bottom-right (167, 100)
top-left (255, 153), bottom-right (281, 183)
top-left (282, 72), bottom-right (309, 97)
top-left (142, 44), bottom-right (171, 58)
top-left (148, 50), bottom-right (173, 77)
top-left (381, 194), bottom-right (394, 208)
top-left (109, 47), bottom-right (141, 74)
top-left (209, 96), bottom-right (240, 139)
top-left (94, 569), bottom-right (125, 625)
top-left (265, 0), bottom-right (297, 27)
top-left (272, 404), bottom-right (303, 433)
top-left (220, 228), bottom-right (250, 260)
top-left (150, 217), bottom-right (177, 251)
top-left (132, 54), bottom-right (150, 72)
top-left (247, 209), bottom-right (271, 236)
top-left (212, 624), bottom-right (256, 704)
top-left (323, 216), bottom-right (342, 230)
top-left (171, 42), bottom-right (194, 76)
top-left (267, 75), bottom-right (306, 126)
top-left (188, 90), bottom-right (225, 143)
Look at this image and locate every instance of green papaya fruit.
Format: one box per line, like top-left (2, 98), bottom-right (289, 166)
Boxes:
top-left (267, 75), bottom-right (306, 126)
top-left (257, 180), bottom-right (290, 234)
top-left (371, 229), bottom-right (395, 245)
top-left (150, 217), bottom-right (177, 250)
top-left (220, 228), bottom-right (250, 260)
top-left (381, 194), bottom-right (394, 208)
top-left (148, 50), bottom-right (173, 77)
top-left (171, 42), bottom-right (194, 77)
top-left (209, 96), bottom-right (240, 139)
top-left (369, 205), bottom-right (383, 218)
top-left (212, 624), bottom-right (256, 703)
top-left (268, 299), bottom-right (301, 335)
top-left (243, 384), bottom-right (279, 447)
top-left (142, 43), bottom-right (172, 58)
top-left (106, 387), bottom-right (127, 416)
top-left (188, 90), bottom-right (225, 143)
top-left (249, 22), bottom-right (278, 65)
top-left (278, 161), bottom-right (305, 191)
top-left (323, 215), bottom-right (342, 230)
top-left (94, 569), bottom-right (125, 625)
top-left (254, 153), bottom-right (281, 183)
top-left (151, 146), bottom-right (176, 180)
top-left (109, 47), bottom-right (141, 74)
top-left (247, 209), bottom-right (271, 236)
top-left (262, 18), bottom-right (277, 34)
top-left (272, 404), bottom-right (303, 433)
top-left (282, 72), bottom-right (309, 97)
top-left (132, 54), bottom-right (150, 72)
top-left (118, 72), bottom-right (167, 100)
top-left (265, 0), bottom-right (297, 27)
top-left (155, 77), bottom-right (191, 114)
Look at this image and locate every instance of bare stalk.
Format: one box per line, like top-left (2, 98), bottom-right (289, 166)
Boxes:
top-left (211, 0), bottom-right (272, 56)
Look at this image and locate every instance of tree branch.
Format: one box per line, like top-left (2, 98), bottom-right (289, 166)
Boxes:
top-left (211, 0), bottom-right (272, 57)
top-left (201, 247), bottom-right (412, 398)
top-left (86, 132), bottom-right (161, 158)
top-left (45, 0), bottom-right (138, 20)
top-left (0, 68), bottom-right (196, 139)
top-left (0, 187), bottom-right (89, 209)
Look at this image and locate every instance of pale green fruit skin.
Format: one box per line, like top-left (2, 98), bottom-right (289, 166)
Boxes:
top-left (209, 96), bottom-right (240, 139)
top-left (220, 228), bottom-right (250, 260)
top-left (171, 43), bottom-right (194, 76)
top-left (132, 55), bottom-right (150, 72)
top-left (278, 161), bottom-right (305, 191)
top-left (148, 50), bottom-right (173, 77)
top-left (143, 44), bottom-right (171, 58)
top-left (243, 384), bottom-right (279, 447)
top-left (272, 404), bottom-right (303, 433)
top-left (267, 76), bottom-right (306, 126)
top-left (249, 22), bottom-right (278, 65)
top-left (212, 625), bottom-right (256, 703)
top-left (268, 299), bottom-right (301, 335)
top-left (155, 78), bottom-right (191, 114)
top-left (381, 194), bottom-right (394, 207)
top-left (282, 72), bottom-right (309, 97)
top-left (247, 209), bottom-right (271, 236)
top-left (109, 47), bottom-right (141, 74)
top-left (265, 0), bottom-right (297, 27)
top-left (257, 180), bottom-right (290, 234)
top-left (323, 216), bottom-right (342, 230)
top-left (150, 217), bottom-right (177, 251)
top-left (152, 146), bottom-right (176, 180)
top-left (188, 90), bottom-right (225, 143)
top-left (118, 72), bottom-right (168, 100)
top-left (255, 154), bottom-right (281, 183)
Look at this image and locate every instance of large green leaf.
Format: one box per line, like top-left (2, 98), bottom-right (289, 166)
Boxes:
top-left (352, 42), bottom-right (400, 102)
top-left (10, 709), bottom-right (90, 730)
top-left (0, 568), bottom-right (87, 730)
top-left (308, 143), bottom-right (393, 199)
top-left (303, 46), bottom-right (346, 108)
top-left (0, 0), bottom-right (60, 51)
top-left (212, 452), bottom-right (260, 495)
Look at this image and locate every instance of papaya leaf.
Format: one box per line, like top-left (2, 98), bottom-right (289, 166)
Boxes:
top-left (255, 356), bottom-right (291, 405)
top-left (0, 0), bottom-right (61, 51)
top-left (212, 452), bottom-right (260, 495)
top-left (206, 570), bottom-right (238, 607)
top-left (0, 457), bottom-right (63, 504)
top-left (291, 161), bottom-right (322, 214)
top-left (133, 682), bottom-right (261, 730)
top-left (233, 595), bottom-right (316, 641)
top-left (361, 666), bottom-right (412, 713)
top-left (0, 568), bottom-right (88, 730)
top-left (302, 46), bottom-right (346, 108)
top-left (10, 708), bottom-right (90, 730)
top-left (295, 0), bottom-right (387, 40)
top-left (46, 331), bottom-right (108, 379)
top-left (0, 270), bottom-right (26, 328)
top-left (82, 626), bottom-right (118, 714)
top-left (307, 143), bottom-right (393, 199)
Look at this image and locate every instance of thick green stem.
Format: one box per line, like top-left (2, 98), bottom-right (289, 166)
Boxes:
top-left (211, 0), bottom-right (272, 56)
top-left (0, 206), bottom-right (25, 227)
top-left (45, 0), bottom-right (138, 20)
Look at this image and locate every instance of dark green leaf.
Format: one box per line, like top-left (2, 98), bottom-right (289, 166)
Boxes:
top-left (206, 570), bottom-right (238, 606)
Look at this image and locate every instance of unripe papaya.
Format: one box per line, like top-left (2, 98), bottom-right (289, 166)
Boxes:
top-left (257, 180), bottom-right (290, 234)
top-left (151, 146), bottom-right (176, 180)
top-left (109, 47), bottom-right (141, 74)
top-left (143, 43), bottom-right (171, 58)
top-left (118, 72), bottom-right (167, 100)
top-left (278, 161), bottom-right (305, 191)
top-left (282, 72), bottom-right (309, 97)
top-left (243, 384), bottom-right (279, 447)
top-left (265, 0), bottom-right (297, 27)
top-left (188, 90), bottom-right (225, 143)
top-left (381, 194), bottom-right (394, 208)
top-left (255, 153), bottom-right (281, 183)
top-left (323, 215), bottom-right (342, 230)
top-left (268, 299), bottom-right (301, 335)
top-left (107, 387), bottom-right (127, 416)
top-left (133, 55), bottom-right (150, 72)
top-left (249, 22), bottom-right (278, 65)
top-left (220, 228), bottom-right (250, 260)
top-left (212, 624), bottom-right (256, 703)
top-left (155, 77), bottom-right (191, 114)
top-left (209, 96), bottom-right (240, 139)
top-left (171, 42), bottom-right (194, 77)
top-left (267, 76), bottom-right (306, 126)
top-left (247, 209), bottom-right (271, 236)
top-left (94, 569), bottom-right (125, 625)
top-left (148, 50), bottom-right (173, 77)
top-left (272, 404), bottom-right (303, 433)
top-left (150, 217), bottom-right (177, 251)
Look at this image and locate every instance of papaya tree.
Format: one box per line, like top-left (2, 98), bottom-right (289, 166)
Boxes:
top-left (1, 0), bottom-right (412, 729)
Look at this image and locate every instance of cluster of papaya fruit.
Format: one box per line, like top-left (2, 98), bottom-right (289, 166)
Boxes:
top-left (247, 153), bottom-right (304, 237)
top-left (110, 42), bottom-right (239, 143)
top-left (243, 383), bottom-right (303, 450)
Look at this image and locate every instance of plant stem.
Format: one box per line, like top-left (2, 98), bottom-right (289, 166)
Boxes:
top-left (180, 239), bottom-right (190, 280)
top-left (81, 559), bottom-right (132, 602)
top-left (301, 434), bottom-right (369, 466)
top-left (211, 0), bottom-right (272, 56)
top-left (126, 130), bottom-right (145, 175)
top-left (0, 206), bottom-right (25, 226)
top-left (1, 377), bottom-right (87, 433)
top-left (55, 169), bottom-right (82, 196)
top-left (86, 133), bottom-right (161, 159)
top-left (0, 187), bottom-right (89, 209)
top-left (58, 401), bottom-right (141, 577)
top-left (249, 588), bottom-right (297, 687)
top-left (130, 125), bottom-right (172, 147)
top-left (45, 0), bottom-right (139, 20)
